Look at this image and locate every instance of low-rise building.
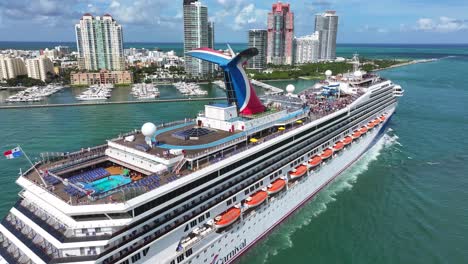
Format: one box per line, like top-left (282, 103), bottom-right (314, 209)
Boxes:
top-left (42, 48), bottom-right (60, 60)
top-left (71, 69), bottom-right (133, 86)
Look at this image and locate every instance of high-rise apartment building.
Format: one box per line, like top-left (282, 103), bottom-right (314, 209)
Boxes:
top-left (25, 56), bottom-right (54, 81)
top-left (248, 29), bottom-right (268, 70)
top-left (75, 14), bottom-right (124, 71)
top-left (208, 22), bottom-right (215, 50)
top-left (314, 11), bottom-right (338, 60)
top-left (0, 56), bottom-right (27, 80)
top-left (183, 1), bottom-right (214, 78)
top-left (267, 2), bottom-right (294, 65)
top-left (294, 32), bottom-right (320, 64)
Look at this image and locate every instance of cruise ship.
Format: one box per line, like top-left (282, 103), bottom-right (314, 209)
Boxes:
top-left (0, 47), bottom-right (403, 264)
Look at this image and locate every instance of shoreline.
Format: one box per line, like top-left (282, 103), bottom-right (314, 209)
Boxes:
top-left (374, 58), bottom-right (439, 71)
top-left (253, 58), bottom-right (440, 82)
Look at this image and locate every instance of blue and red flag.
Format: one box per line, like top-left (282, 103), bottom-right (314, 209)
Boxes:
top-left (3, 147), bottom-right (23, 159)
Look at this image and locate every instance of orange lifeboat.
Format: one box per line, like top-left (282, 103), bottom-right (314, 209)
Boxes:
top-left (289, 165), bottom-right (307, 179)
top-left (267, 179), bottom-right (286, 195)
top-left (343, 136), bottom-right (353, 145)
top-left (309, 155), bottom-right (322, 167)
top-left (321, 148), bottom-right (333, 159)
top-left (352, 131), bottom-right (361, 139)
top-left (333, 141), bottom-right (344, 151)
top-left (245, 191), bottom-right (268, 208)
top-left (214, 207), bottom-right (241, 228)
top-left (367, 121), bottom-right (375, 129)
top-left (360, 126), bottom-right (368, 134)
top-left (373, 119), bottom-right (381, 126)
top-left (380, 115), bottom-right (386, 121)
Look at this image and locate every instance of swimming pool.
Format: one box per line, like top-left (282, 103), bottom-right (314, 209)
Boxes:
top-left (81, 175), bottom-right (132, 194)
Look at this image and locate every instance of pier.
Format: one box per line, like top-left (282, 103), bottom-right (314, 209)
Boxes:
top-left (250, 80), bottom-right (284, 95)
top-left (0, 97), bottom-right (227, 110)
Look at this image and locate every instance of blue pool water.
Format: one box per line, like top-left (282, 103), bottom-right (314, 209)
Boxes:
top-left (82, 175), bottom-right (132, 194)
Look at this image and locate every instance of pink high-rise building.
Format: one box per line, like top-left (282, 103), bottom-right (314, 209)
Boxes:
top-left (267, 2), bottom-right (294, 65)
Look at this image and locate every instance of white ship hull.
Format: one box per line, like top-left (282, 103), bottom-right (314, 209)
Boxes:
top-left (129, 105), bottom-right (396, 264)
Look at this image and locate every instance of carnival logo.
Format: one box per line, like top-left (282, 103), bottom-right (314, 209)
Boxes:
top-left (211, 239), bottom-right (247, 264)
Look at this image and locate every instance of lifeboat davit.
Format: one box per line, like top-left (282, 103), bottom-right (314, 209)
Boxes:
top-left (333, 141), bottom-right (344, 151)
top-left (289, 165), bottom-right (307, 179)
top-left (352, 131), bottom-right (361, 139)
top-left (360, 126), bottom-right (368, 134)
top-left (343, 136), bottom-right (353, 145)
top-left (245, 191), bottom-right (268, 208)
top-left (309, 155), bottom-right (322, 167)
top-left (321, 148), bottom-right (333, 159)
top-left (214, 207), bottom-right (241, 228)
top-left (267, 179), bottom-right (286, 195)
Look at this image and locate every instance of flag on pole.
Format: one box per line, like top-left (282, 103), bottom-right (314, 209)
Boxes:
top-left (3, 147), bottom-right (23, 159)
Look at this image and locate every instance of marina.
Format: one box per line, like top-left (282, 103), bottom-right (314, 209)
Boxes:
top-left (131, 84), bottom-right (160, 99)
top-left (5, 84), bottom-right (65, 103)
top-left (76, 84), bottom-right (113, 101)
top-left (212, 80), bottom-right (225, 90)
top-left (173, 82), bottom-right (208, 96)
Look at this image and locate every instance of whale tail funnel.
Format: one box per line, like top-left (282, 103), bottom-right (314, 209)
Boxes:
top-left (186, 47), bottom-right (265, 115)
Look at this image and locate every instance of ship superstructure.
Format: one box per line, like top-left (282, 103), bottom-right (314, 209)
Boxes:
top-left (0, 48), bottom-right (403, 264)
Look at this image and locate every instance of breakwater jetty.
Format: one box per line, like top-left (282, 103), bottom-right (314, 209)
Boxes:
top-left (0, 97), bottom-right (227, 110)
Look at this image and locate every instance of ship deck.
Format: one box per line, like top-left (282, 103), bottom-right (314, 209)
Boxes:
top-left (114, 124), bottom-right (242, 155)
top-left (20, 92), bottom-right (365, 206)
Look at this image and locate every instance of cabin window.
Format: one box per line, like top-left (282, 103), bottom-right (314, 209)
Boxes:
top-left (198, 215), bottom-right (205, 222)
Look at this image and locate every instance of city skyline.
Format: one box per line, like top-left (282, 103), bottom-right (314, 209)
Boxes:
top-left (0, 0), bottom-right (467, 44)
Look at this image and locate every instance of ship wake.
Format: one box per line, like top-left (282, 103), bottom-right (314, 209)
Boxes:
top-left (240, 132), bottom-right (401, 264)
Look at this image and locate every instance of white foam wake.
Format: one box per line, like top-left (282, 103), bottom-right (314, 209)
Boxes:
top-left (249, 132), bottom-right (401, 264)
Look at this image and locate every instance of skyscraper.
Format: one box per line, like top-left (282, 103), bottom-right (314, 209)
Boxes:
top-left (267, 2), bottom-right (294, 65)
top-left (248, 29), bottom-right (268, 70)
top-left (294, 32), bottom-right (320, 64)
top-left (75, 14), bottom-right (124, 71)
top-left (183, 1), bottom-right (214, 78)
top-left (314, 11), bottom-right (338, 61)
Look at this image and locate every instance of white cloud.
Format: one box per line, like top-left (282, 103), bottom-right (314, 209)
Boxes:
top-left (357, 25), bottom-right (388, 34)
top-left (416, 16), bottom-right (467, 32)
top-left (234, 4), bottom-right (264, 30)
top-left (109, 1), bottom-right (120, 9)
top-left (106, 0), bottom-right (180, 27)
top-left (212, 0), bottom-right (268, 31)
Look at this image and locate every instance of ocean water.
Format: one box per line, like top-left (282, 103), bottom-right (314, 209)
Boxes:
top-left (2, 41), bottom-right (467, 59)
top-left (1, 45), bottom-right (468, 263)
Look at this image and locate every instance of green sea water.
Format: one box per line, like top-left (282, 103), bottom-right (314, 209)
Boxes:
top-left (1, 45), bottom-right (468, 263)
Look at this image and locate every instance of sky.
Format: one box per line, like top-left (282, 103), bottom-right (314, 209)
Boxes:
top-left (0, 0), bottom-right (467, 44)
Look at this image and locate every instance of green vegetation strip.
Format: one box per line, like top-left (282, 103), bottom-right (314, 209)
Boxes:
top-left (247, 59), bottom-right (411, 81)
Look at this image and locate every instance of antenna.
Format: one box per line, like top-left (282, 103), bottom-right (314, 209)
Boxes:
top-left (227, 44), bottom-right (236, 57)
top-left (352, 53), bottom-right (360, 72)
